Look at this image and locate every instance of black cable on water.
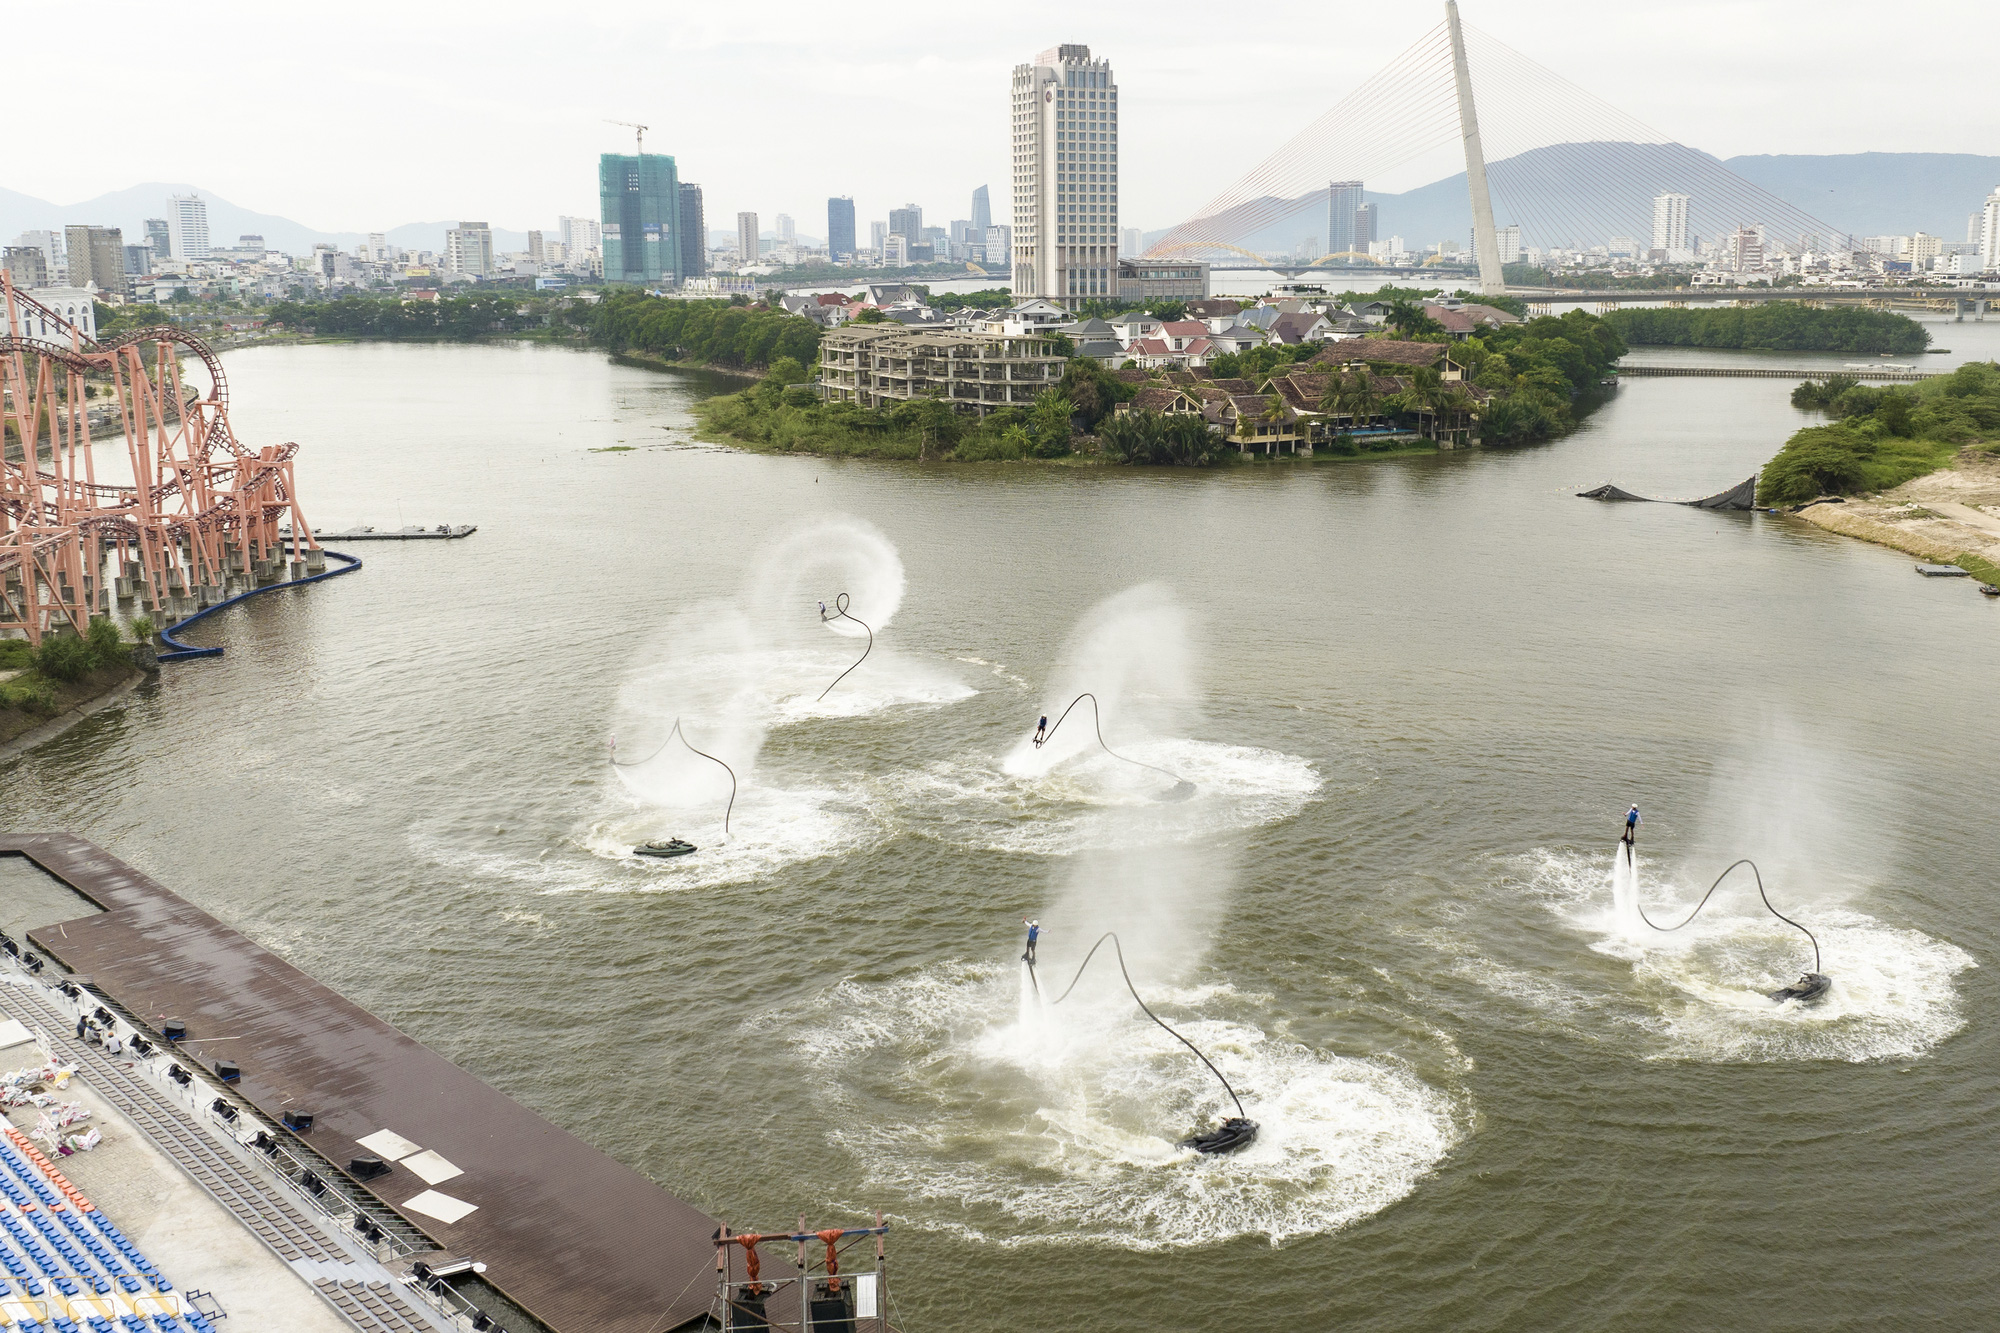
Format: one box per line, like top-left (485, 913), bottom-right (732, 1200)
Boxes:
top-left (609, 718), bottom-right (737, 835)
top-left (817, 592), bottom-right (873, 701)
top-left (1630, 857), bottom-right (1821, 974)
top-left (1036, 692), bottom-right (1193, 796)
top-left (1049, 932), bottom-right (1245, 1120)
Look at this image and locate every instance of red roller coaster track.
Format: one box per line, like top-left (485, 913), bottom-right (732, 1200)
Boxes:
top-left (1, 274), bottom-right (319, 646)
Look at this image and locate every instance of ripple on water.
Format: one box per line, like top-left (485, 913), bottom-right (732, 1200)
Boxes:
top-left (766, 961), bottom-right (1464, 1249)
top-left (876, 740), bottom-right (1322, 855)
top-left (1454, 849), bottom-right (1977, 1064)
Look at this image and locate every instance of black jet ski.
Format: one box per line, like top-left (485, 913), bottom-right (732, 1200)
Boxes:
top-left (1181, 1117), bottom-right (1258, 1155)
top-left (1769, 972), bottom-right (1832, 1004)
top-left (635, 838), bottom-right (697, 859)
top-left (1980, 583), bottom-right (1999, 597)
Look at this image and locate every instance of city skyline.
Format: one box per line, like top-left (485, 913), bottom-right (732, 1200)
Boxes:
top-left (3, 1), bottom-right (1996, 242)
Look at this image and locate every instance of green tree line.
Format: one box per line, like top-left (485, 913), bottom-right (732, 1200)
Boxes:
top-left (265, 293), bottom-right (534, 338)
top-left (1603, 304), bottom-right (1929, 354)
top-left (587, 293), bottom-right (821, 370)
top-left (1758, 361), bottom-right (2000, 503)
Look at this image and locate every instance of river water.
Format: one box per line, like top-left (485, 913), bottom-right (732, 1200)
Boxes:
top-left (5, 316), bottom-right (1999, 1331)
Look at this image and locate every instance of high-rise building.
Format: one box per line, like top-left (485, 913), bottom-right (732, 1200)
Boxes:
top-left (365, 233), bottom-right (387, 262)
top-left (888, 204), bottom-right (923, 243)
top-left (1120, 226), bottom-right (1142, 257)
top-left (143, 218), bottom-right (171, 258)
top-left (63, 225), bottom-right (127, 295)
top-left (1327, 180), bottom-right (1364, 261)
top-left (1727, 225), bottom-right (1763, 271)
top-left (1652, 192), bottom-right (1690, 256)
top-left (1496, 224), bottom-right (1522, 265)
top-left (737, 212), bottom-right (759, 265)
top-left (680, 184), bottom-right (707, 280)
top-left (527, 230), bottom-right (545, 262)
top-left (1354, 202), bottom-right (1377, 252)
top-left (560, 216), bottom-right (601, 255)
top-left (775, 214), bottom-right (796, 246)
top-left (883, 234), bottom-right (909, 267)
top-left (985, 225), bottom-right (1011, 268)
top-left (238, 234), bottom-right (265, 252)
top-left (598, 152), bottom-right (682, 284)
top-left (869, 221), bottom-right (887, 254)
top-left (12, 231), bottom-right (64, 283)
top-left (445, 222), bottom-right (494, 277)
top-left (971, 185), bottom-right (991, 235)
top-left (1980, 187), bottom-right (2000, 274)
top-left (2, 247), bottom-right (48, 287)
top-left (827, 197), bottom-right (855, 260)
top-left (169, 194), bottom-right (210, 259)
top-left (123, 244), bottom-right (151, 275)
top-left (1010, 42), bottom-right (1119, 306)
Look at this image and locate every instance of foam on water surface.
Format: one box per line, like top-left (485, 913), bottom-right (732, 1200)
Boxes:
top-left (1460, 847), bottom-right (1977, 1063)
top-left (770, 961), bottom-right (1463, 1249)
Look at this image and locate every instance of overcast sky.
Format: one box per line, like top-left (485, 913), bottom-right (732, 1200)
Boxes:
top-left (11, 0), bottom-right (1995, 238)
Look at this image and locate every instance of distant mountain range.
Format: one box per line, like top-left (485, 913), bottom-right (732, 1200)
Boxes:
top-left (0, 183), bottom-right (537, 256)
top-left (1150, 150), bottom-right (2000, 258)
top-left (10, 151), bottom-right (1998, 267)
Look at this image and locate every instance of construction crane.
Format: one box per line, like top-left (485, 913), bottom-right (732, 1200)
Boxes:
top-left (604, 119), bottom-right (648, 155)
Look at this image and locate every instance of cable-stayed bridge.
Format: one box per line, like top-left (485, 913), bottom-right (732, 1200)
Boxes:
top-left (1147, 2), bottom-right (1871, 293)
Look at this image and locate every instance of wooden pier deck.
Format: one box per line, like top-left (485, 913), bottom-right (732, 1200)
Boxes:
top-left (2, 832), bottom-right (771, 1333)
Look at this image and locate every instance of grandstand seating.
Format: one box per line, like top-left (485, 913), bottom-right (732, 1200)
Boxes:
top-left (0, 1130), bottom-right (198, 1330)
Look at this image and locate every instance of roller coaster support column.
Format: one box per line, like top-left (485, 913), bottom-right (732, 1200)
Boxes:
top-left (1447, 0), bottom-right (1506, 295)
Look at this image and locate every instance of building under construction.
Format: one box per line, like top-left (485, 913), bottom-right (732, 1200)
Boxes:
top-left (0, 275), bottom-right (320, 646)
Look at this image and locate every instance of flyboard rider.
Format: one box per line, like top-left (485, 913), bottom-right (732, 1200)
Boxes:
top-left (1022, 918), bottom-right (1043, 965)
top-left (1622, 805), bottom-right (1641, 855)
top-left (1033, 715), bottom-right (1049, 748)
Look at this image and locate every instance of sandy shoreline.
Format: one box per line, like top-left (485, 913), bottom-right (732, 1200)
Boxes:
top-left (1793, 446), bottom-right (2000, 579)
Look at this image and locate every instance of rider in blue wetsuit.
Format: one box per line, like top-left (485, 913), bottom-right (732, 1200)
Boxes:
top-left (1033, 715), bottom-right (1049, 747)
top-left (1623, 805), bottom-right (1641, 848)
top-left (1022, 919), bottom-right (1042, 965)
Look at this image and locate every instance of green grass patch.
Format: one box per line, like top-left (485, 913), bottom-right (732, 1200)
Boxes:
top-left (1954, 552), bottom-right (2000, 586)
top-left (590, 445), bottom-right (635, 452)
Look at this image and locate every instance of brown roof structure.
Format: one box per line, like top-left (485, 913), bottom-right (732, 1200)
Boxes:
top-left (5, 832), bottom-right (777, 1333)
top-left (1312, 338), bottom-right (1449, 368)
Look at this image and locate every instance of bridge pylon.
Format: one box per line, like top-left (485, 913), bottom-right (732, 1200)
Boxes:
top-left (1447, 1), bottom-right (1505, 295)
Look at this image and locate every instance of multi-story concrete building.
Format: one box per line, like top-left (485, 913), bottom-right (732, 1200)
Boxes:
top-left (679, 184), bottom-right (707, 279)
top-left (2, 246), bottom-right (48, 287)
top-left (12, 230), bottom-right (64, 283)
top-left (971, 185), bottom-right (991, 236)
top-left (169, 194), bottom-right (210, 259)
top-left (1010, 43), bottom-right (1118, 307)
top-left (1115, 257), bottom-right (1208, 303)
top-left (1327, 180), bottom-right (1364, 261)
top-left (560, 215), bottom-right (601, 256)
top-left (888, 204), bottom-right (923, 244)
top-left (445, 222), bottom-right (494, 277)
top-left (143, 218), bottom-right (171, 259)
top-left (1496, 224), bottom-right (1522, 265)
top-left (827, 197), bottom-right (855, 260)
top-left (817, 325), bottom-right (1066, 416)
top-left (63, 225), bottom-right (126, 296)
top-left (1652, 192), bottom-right (1690, 257)
top-left (736, 212), bottom-right (759, 266)
top-left (1978, 187), bottom-right (1999, 274)
top-left (598, 152), bottom-right (682, 284)
top-left (882, 234), bottom-right (908, 267)
top-left (869, 221), bottom-right (887, 255)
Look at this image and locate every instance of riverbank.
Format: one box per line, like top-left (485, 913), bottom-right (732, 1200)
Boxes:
top-left (1793, 446), bottom-right (2000, 583)
top-left (0, 661), bottom-right (147, 756)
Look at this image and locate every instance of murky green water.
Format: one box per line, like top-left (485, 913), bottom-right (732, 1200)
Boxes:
top-left (5, 323), bottom-right (1997, 1331)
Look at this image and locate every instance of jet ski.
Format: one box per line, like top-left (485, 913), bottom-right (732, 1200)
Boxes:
top-left (1159, 780), bottom-right (1197, 803)
top-left (1768, 972), bottom-right (1832, 1004)
top-left (635, 838), bottom-right (697, 859)
top-left (1181, 1117), bottom-right (1258, 1155)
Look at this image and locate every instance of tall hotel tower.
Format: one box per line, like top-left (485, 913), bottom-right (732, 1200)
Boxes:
top-left (1011, 44), bottom-right (1116, 307)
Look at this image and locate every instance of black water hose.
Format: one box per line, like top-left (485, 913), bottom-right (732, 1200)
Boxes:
top-left (817, 592), bottom-right (873, 702)
top-left (1035, 693), bottom-right (1193, 795)
top-left (157, 549), bottom-right (363, 661)
top-left (1630, 857), bottom-right (1821, 974)
top-left (1048, 931), bottom-right (1245, 1120)
top-left (608, 718), bottom-right (737, 835)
